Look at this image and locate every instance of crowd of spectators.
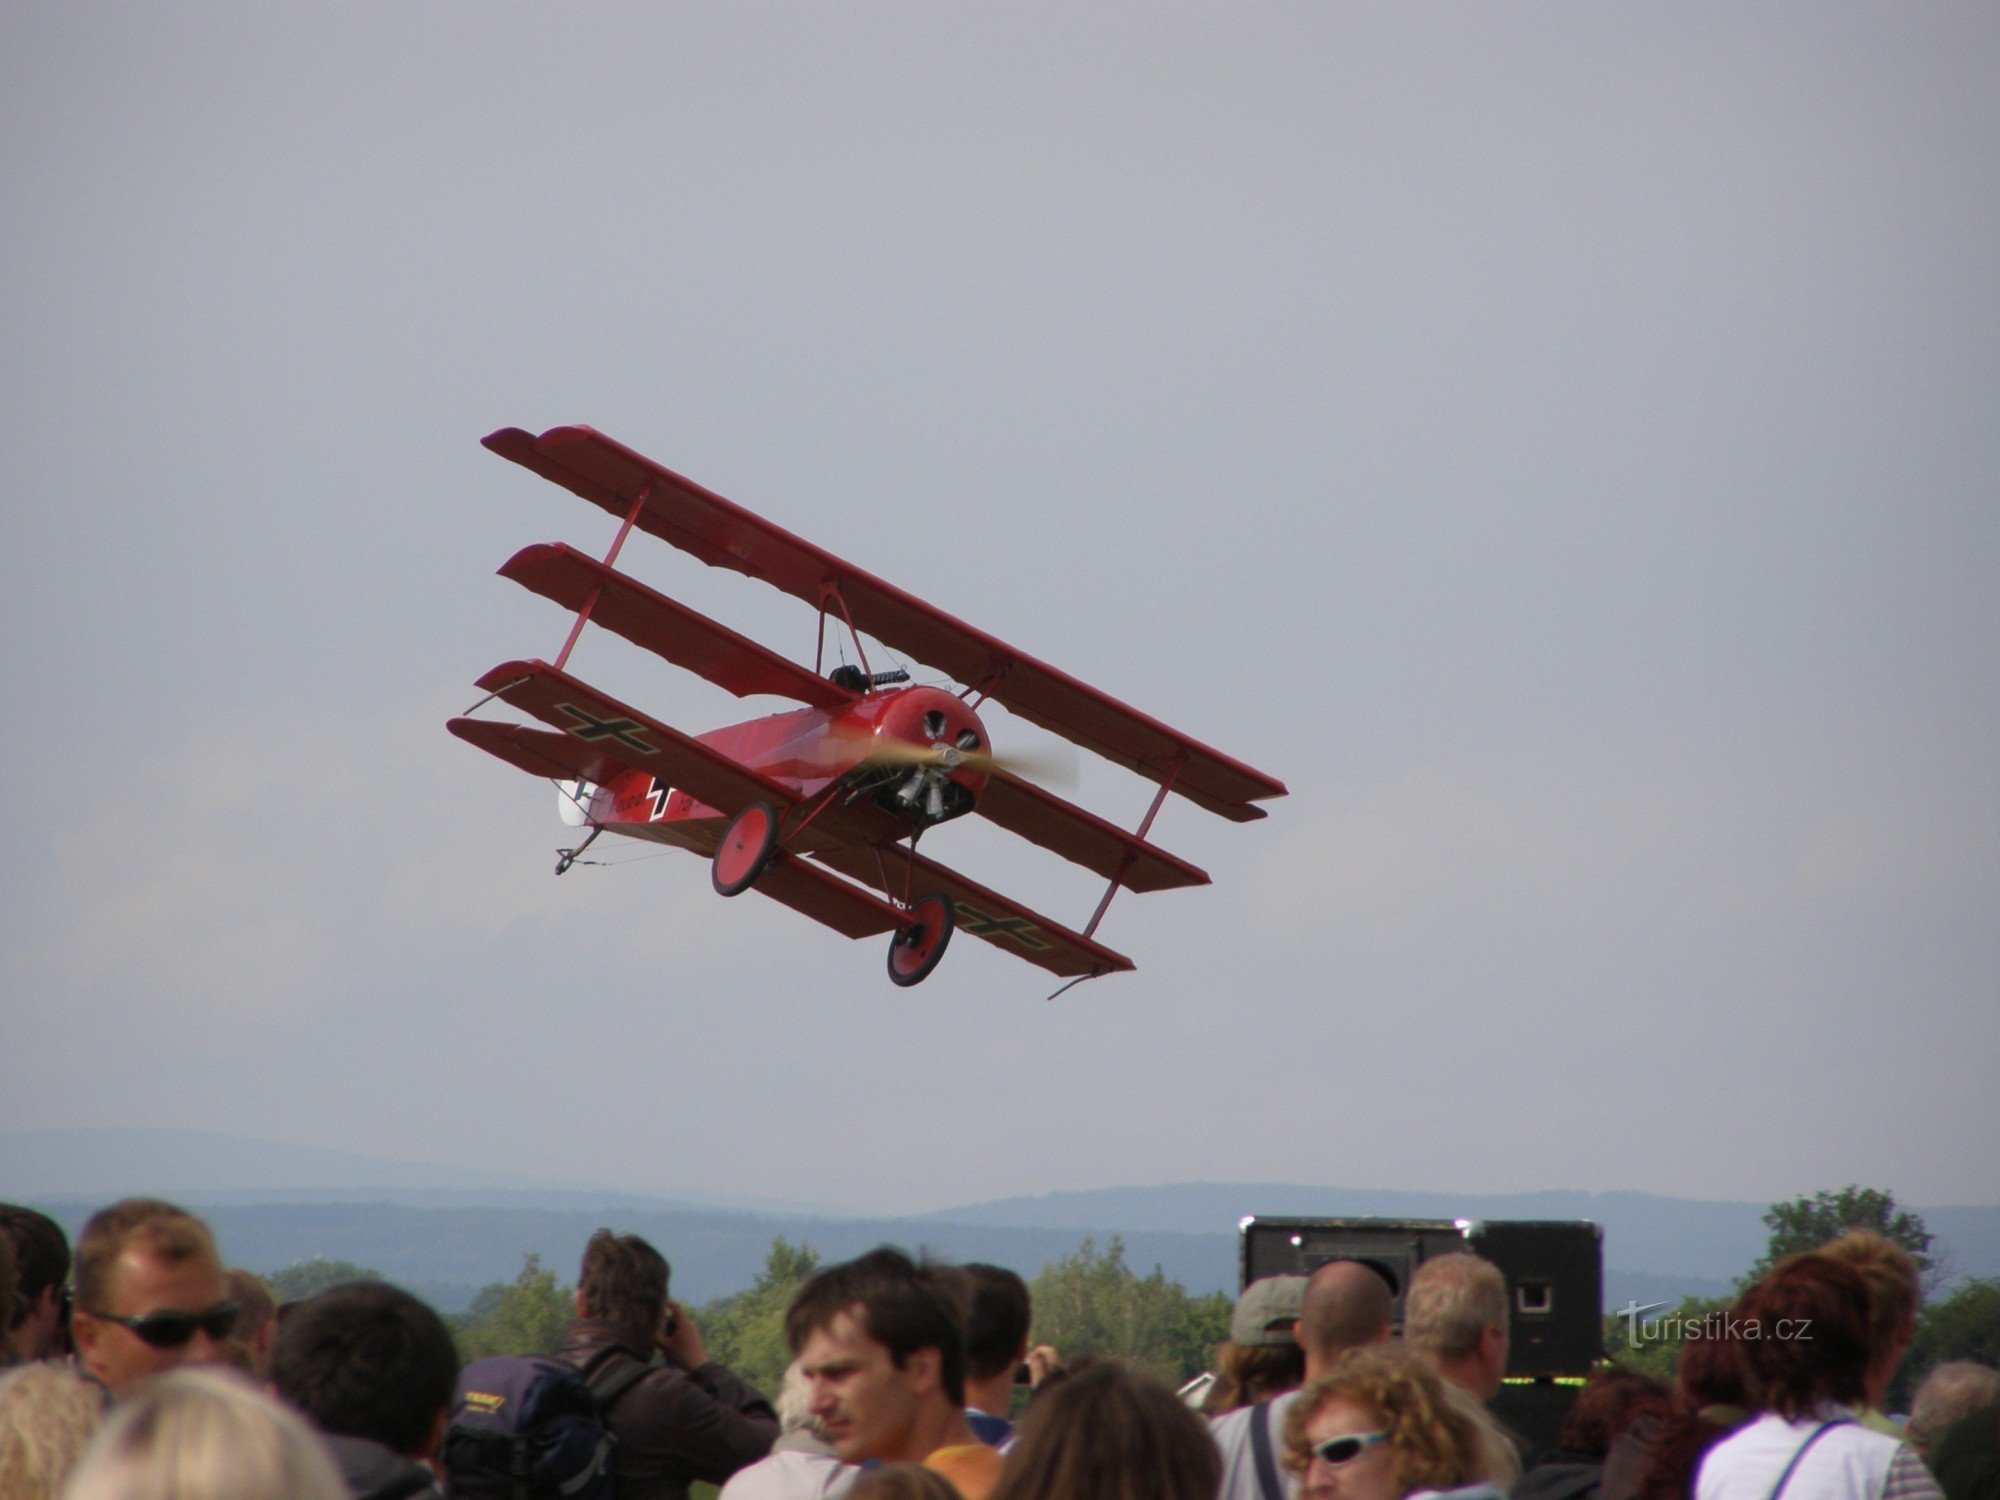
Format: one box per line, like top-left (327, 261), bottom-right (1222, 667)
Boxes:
top-left (0, 1197), bottom-right (1994, 1500)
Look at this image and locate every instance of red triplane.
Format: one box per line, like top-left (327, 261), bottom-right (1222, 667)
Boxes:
top-left (450, 425), bottom-right (1286, 989)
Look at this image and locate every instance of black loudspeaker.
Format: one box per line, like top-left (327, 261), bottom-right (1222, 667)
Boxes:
top-left (1239, 1216), bottom-right (1603, 1379)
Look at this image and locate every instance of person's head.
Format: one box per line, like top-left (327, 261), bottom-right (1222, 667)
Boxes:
top-left (1906, 1363), bottom-right (2000, 1455)
top-left (988, 1360), bottom-right (1220, 1500)
top-left (576, 1229), bottom-right (670, 1337)
top-left (1557, 1364), bottom-right (1670, 1460)
top-left (1283, 1345), bottom-right (1487, 1500)
top-left (786, 1247), bottom-right (969, 1463)
top-left (0, 1362), bottom-right (104, 1500)
top-left (70, 1199), bottom-right (232, 1396)
top-left (0, 1206), bottom-right (73, 1363)
top-left (1735, 1252), bottom-right (1874, 1419)
top-left (772, 1357), bottom-right (833, 1446)
top-left (1403, 1254), bottom-right (1509, 1401)
top-left (218, 1270), bottom-right (275, 1380)
top-left (846, 1464), bottom-right (963, 1500)
top-left (270, 1281), bottom-right (459, 1460)
top-left (963, 1264), bottom-right (1031, 1388)
top-left (63, 1367), bottom-right (348, 1500)
top-left (1208, 1275), bottom-right (1309, 1408)
top-left (1298, 1261), bottom-right (1395, 1375)
top-left (1818, 1230), bottom-right (1920, 1404)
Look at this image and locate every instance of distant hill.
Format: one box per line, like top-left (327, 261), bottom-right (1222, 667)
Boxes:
top-left (0, 1129), bottom-right (831, 1216)
top-left (9, 1130), bottom-right (1995, 1316)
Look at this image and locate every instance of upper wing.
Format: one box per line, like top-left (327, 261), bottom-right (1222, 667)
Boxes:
top-left (484, 425), bottom-right (1287, 821)
top-left (471, 659), bottom-right (799, 818)
top-left (499, 543), bottom-right (854, 709)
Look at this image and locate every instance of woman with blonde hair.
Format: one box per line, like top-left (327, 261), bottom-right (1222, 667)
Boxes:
top-left (1282, 1345), bottom-right (1507, 1500)
top-left (61, 1366), bottom-right (348, 1500)
top-left (0, 1363), bottom-right (104, 1500)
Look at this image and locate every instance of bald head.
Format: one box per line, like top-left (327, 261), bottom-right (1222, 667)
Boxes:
top-left (1296, 1260), bottom-right (1394, 1376)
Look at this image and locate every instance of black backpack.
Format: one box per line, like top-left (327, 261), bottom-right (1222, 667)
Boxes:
top-left (441, 1353), bottom-right (650, 1500)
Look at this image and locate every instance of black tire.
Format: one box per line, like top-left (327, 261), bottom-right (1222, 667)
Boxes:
top-left (887, 893), bottom-right (955, 987)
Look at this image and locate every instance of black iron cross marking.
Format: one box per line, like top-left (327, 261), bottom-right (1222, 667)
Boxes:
top-left (955, 903), bottom-right (1052, 951)
top-left (556, 703), bottom-right (654, 754)
top-left (647, 777), bottom-right (674, 821)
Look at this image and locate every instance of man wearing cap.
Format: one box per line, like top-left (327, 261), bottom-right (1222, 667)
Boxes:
top-left (1212, 1261), bottom-right (1395, 1500)
top-left (69, 1198), bottom-right (236, 1398)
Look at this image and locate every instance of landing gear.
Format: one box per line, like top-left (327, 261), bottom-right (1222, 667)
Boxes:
top-left (555, 826), bottom-right (602, 875)
top-left (712, 801), bottom-right (780, 896)
top-left (887, 893), bottom-right (955, 987)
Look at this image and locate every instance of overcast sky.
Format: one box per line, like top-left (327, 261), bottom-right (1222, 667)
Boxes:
top-left (3, 3), bottom-right (1995, 1218)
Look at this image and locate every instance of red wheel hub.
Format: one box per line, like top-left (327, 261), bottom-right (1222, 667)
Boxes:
top-left (712, 802), bottom-right (779, 896)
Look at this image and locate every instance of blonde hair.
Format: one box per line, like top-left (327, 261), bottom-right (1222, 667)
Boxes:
top-left (1282, 1344), bottom-right (1488, 1495)
top-left (0, 1363), bottom-right (104, 1500)
top-left (1403, 1253), bottom-right (1507, 1364)
top-left (1907, 1362), bottom-right (2000, 1454)
top-left (72, 1200), bottom-right (218, 1312)
top-left (61, 1367), bottom-right (346, 1500)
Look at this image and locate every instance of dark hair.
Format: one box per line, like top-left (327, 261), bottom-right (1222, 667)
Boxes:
top-left (990, 1361), bottom-right (1220, 1500)
top-left (785, 1247), bottom-right (969, 1408)
top-left (1737, 1253), bottom-right (1873, 1419)
top-left (1558, 1364), bottom-right (1670, 1459)
top-left (963, 1264), bottom-right (1031, 1381)
top-left (578, 1230), bottom-right (669, 1335)
top-left (271, 1282), bottom-right (459, 1456)
top-left (1216, 1340), bottom-right (1306, 1408)
top-left (0, 1205), bottom-right (71, 1314)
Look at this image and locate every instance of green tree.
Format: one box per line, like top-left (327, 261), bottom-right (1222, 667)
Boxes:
top-left (697, 1239), bottom-right (820, 1400)
top-left (1028, 1237), bottom-right (1227, 1384)
top-left (1744, 1187), bottom-right (1936, 1291)
top-left (263, 1258), bottom-right (384, 1302)
top-left (454, 1255), bottom-right (574, 1361)
top-left (1891, 1276), bottom-right (2000, 1409)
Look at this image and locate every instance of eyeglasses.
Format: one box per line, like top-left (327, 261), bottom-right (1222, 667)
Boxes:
top-left (82, 1300), bottom-right (238, 1349)
top-left (1310, 1432), bottom-right (1391, 1466)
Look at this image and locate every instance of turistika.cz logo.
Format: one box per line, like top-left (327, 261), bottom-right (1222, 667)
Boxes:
top-left (1616, 1302), bottom-right (1812, 1346)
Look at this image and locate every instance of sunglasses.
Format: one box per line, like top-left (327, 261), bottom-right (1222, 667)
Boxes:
top-left (1310, 1432), bottom-right (1390, 1466)
top-left (83, 1300), bottom-right (238, 1349)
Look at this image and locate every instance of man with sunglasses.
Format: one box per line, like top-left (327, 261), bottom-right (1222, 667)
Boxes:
top-left (69, 1198), bottom-right (235, 1397)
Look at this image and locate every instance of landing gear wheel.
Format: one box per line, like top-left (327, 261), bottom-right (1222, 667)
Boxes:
top-left (712, 801), bottom-right (780, 896)
top-left (887, 893), bottom-right (955, 987)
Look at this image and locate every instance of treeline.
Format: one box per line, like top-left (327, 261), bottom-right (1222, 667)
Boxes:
top-left (259, 1185), bottom-right (2000, 1410)
top-left (264, 1235), bottom-right (1227, 1398)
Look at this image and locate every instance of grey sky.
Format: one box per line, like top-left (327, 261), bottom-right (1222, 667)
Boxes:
top-left (3, 3), bottom-right (1995, 1216)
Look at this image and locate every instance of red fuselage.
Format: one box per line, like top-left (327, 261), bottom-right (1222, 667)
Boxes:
top-left (591, 685), bottom-right (990, 843)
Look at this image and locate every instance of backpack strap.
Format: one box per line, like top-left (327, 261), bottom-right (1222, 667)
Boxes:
top-left (1767, 1419), bottom-right (1854, 1500)
top-left (1248, 1398), bottom-right (1286, 1500)
top-left (584, 1351), bottom-right (653, 1417)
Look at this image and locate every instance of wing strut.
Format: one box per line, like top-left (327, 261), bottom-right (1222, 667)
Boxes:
top-left (553, 484), bottom-right (652, 671)
top-left (1082, 754), bottom-right (1183, 940)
